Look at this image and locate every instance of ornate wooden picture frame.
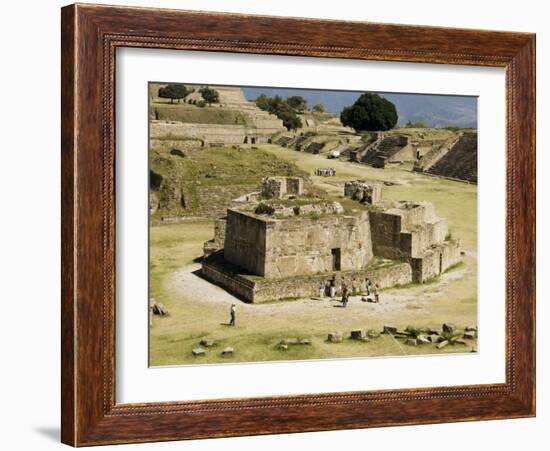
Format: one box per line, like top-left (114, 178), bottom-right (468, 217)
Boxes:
top-left (61, 3), bottom-right (535, 446)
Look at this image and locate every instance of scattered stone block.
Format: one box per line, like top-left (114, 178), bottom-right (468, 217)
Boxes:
top-left (394, 332), bottom-right (410, 339)
top-left (200, 338), bottom-right (215, 347)
top-left (428, 334), bottom-right (442, 343)
top-left (328, 332), bottom-right (344, 343)
top-left (442, 323), bottom-right (457, 334)
top-left (279, 343), bottom-right (288, 351)
top-left (463, 331), bottom-right (477, 340)
top-left (299, 338), bottom-right (311, 345)
top-left (405, 338), bottom-right (418, 346)
top-left (417, 335), bottom-right (431, 344)
top-left (437, 340), bottom-right (449, 349)
top-left (280, 338), bottom-right (299, 345)
top-left (427, 328), bottom-right (442, 335)
top-left (367, 330), bottom-right (380, 339)
top-left (453, 339), bottom-right (467, 345)
top-left (350, 329), bottom-right (367, 340)
top-left (192, 347), bottom-right (206, 356)
top-left (151, 302), bottom-right (169, 316)
top-left (221, 347), bottom-right (234, 355)
top-left (383, 325), bottom-right (398, 334)
top-left (465, 326), bottom-right (478, 332)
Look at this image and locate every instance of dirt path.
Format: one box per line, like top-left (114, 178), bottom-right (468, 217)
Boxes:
top-left (169, 262), bottom-right (471, 325)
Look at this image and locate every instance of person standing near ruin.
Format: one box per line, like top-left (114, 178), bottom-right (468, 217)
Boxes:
top-left (351, 277), bottom-right (357, 296)
top-left (341, 284), bottom-right (349, 308)
top-left (366, 278), bottom-right (372, 296)
top-left (340, 277), bottom-right (348, 295)
top-left (329, 274), bottom-right (336, 298)
top-left (229, 304), bottom-right (236, 326)
top-left (319, 281), bottom-right (325, 299)
top-left (374, 284), bottom-right (380, 303)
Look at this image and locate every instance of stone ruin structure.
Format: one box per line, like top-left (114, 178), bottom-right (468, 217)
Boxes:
top-left (344, 180), bottom-right (382, 205)
top-left (201, 177), bottom-right (461, 303)
top-left (150, 87), bottom-right (285, 147)
top-left (261, 176), bottom-right (304, 199)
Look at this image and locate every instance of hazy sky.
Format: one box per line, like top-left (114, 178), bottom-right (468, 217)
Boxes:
top-left (241, 86), bottom-right (477, 128)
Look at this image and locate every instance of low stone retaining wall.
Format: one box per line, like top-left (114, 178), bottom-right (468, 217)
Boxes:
top-left (201, 255), bottom-right (413, 303)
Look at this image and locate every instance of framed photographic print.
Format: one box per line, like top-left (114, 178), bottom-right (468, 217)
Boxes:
top-left (61, 3), bottom-right (536, 446)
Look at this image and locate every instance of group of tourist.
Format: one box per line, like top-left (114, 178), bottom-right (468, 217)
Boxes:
top-left (314, 167), bottom-right (336, 177)
top-left (318, 275), bottom-right (380, 307)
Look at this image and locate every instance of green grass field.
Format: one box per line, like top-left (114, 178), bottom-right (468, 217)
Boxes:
top-left (149, 144), bottom-right (477, 366)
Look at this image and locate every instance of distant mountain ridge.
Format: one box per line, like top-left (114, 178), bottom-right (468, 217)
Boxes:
top-left (242, 87), bottom-right (477, 129)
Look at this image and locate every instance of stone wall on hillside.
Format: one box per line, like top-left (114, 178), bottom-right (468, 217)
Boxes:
top-left (150, 121), bottom-right (281, 146)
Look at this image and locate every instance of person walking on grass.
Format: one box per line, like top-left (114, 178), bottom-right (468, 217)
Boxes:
top-left (319, 281), bottom-right (325, 299)
top-left (374, 284), bottom-right (380, 303)
top-left (229, 304), bottom-right (236, 326)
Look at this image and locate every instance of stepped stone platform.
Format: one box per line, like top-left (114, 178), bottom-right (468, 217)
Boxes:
top-left (151, 86), bottom-right (285, 146)
top-left (202, 251), bottom-right (412, 303)
top-left (201, 177), bottom-right (461, 303)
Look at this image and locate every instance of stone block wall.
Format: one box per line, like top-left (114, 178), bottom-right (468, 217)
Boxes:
top-left (263, 212), bottom-right (373, 279)
top-left (369, 203), bottom-right (452, 266)
top-left (202, 257), bottom-right (412, 303)
top-left (261, 176), bottom-right (304, 199)
top-left (410, 239), bottom-right (461, 282)
top-left (369, 211), bottom-right (405, 259)
top-left (344, 181), bottom-right (382, 205)
top-left (201, 259), bottom-right (255, 302)
top-left (150, 121), bottom-right (282, 146)
top-left (203, 217), bottom-right (227, 257)
top-left (224, 210), bottom-right (267, 276)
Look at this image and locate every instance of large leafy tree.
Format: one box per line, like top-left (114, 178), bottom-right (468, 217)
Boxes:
top-left (312, 103), bottom-right (325, 113)
top-left (255, 94), bottom-right (302, 130)
top-left (286, 95), bottom-right (308, 112)
top-left (340, 93), bottom-right (398, 132)
top-left (199, 87), bottom-right (220, 105)
top-left (158, 84), bottom-right (191, 104)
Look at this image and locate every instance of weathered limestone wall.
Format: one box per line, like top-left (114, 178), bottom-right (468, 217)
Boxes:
top-left (253, 262), bottom-right (411, 302)
top-left (369, 204), bottom-right (449, 260)
top-left (410, 240), bottom-right (461, 282)
top-left (202, 257), bottom-right (412, 303)
top-left (369, 211), bottom-right (406, 259)
top-left (224, 210), bottom-right (267, 276)
top-left (261, 176), bottom-right (304, 200)
top-left (201, 260), bottom-right (255, 301)
top-left (203, 218), bottom-right (227, 257)
top-left (344, 181), bottom-right (382, 205)
top-left (150, 121), bottom-right (281, 146)
top-left (263, 212), bottom-right (373, 279)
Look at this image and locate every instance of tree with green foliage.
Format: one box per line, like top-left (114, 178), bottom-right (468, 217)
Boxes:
top-left (199, 87), bottom-right (220, 105)
top-left (312, 103), bottom-right (325, 113)
top-left (286, 95), bottom-right (308, 112)
top-left (158, 84), bottom-right (192, 104)
top-left (340, 93), bottom-right (398, 132)
top-left (254, 94), bottom-right (302, 130)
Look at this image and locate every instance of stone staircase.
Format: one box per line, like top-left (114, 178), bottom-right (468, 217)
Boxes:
top-left (426, 132), bottom-right (478, 183)
top-left (413, 132), bottom-right (463, 173)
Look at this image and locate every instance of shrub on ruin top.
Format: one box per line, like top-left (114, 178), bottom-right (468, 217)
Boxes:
top-left (255, 203), bottom-right (275, 215)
